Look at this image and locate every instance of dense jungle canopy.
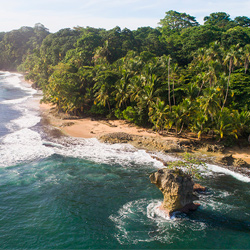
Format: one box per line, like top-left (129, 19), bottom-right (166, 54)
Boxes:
top-left (0, 11), bottom-right (250, 144)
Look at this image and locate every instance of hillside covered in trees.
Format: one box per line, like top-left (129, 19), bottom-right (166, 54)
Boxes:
top-left (1, 11), bottom-right (250, 145)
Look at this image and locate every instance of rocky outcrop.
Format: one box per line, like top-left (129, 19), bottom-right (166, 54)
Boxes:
top-left (193, 183), bottom-right (207, 193)
top-left (149, 168), bottom-right (199, 216)
top-left (205, 144), bottom-right (225, 153)
top-left (233, 158), bottom-right (250, 168)
top-left (99, 132), bottom-right (184, 153)
top-left (216, 154), bottom-right (235, 166)
top-left (216, 154), bottom-right (249, 168)
top-left (99, 132), bottom-right (133, 143)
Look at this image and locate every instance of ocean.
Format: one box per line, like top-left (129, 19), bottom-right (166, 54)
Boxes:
top-left (0, 71), bottom-right (250, 249)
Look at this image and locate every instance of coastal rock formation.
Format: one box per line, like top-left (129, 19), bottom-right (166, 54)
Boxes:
top-left (233, 158), bottom-right (250, 168)
top-left (99, 132), bottom-right (184, 152)
top-left (205, 144), bottom-right (225, 153)
top-left (99, 132), bottom-right (133, 143)
top-left (216, 154), bottom-right (249, 168)
top-left (149, 168), bottom-right (199, 216)
top-left (216, 154), bottom-right (235, 166)
top-left (193, 183), bottom-right (207, 193)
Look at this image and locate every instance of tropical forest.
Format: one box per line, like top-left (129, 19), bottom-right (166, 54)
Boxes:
top-left (1, 11), bottom-right (250, 145)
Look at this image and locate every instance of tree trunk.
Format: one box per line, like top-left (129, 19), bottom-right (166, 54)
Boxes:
top-left (221, 58), bottom-right (232, 112)
top-left (197, 80), bottom-right (205, 97)
top-left (172, 78), bottom-right (176, 105)
top-left (177, 123), bottom-right (184, 135)
top-left (245, 58), bottom-right (249, 74)
top-left (168, 57), bottom-right (172, 111)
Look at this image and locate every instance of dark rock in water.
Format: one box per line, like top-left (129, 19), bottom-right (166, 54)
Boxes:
top-left (233, 158), bottom-right (250, 168)
top-left (193, 183), bottom-right (207, 193)
top-left (216, 155), bottom-right (249, 168)
top-left (216, 154), bottom-right (235, 166)
top-left (149, 168), bottom-right (199, 216)
top-left (151, 156), bottom-right (168, 167)
top-left (180, 203), bottom-right (201, 213)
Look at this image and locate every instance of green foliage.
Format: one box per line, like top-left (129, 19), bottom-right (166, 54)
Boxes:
top-left (167, 153), bottom-right (207, 179)
top-left (0, 24), bottom-right (49, 69)
top-left (1, 11), bottom-right (250, 144)
top-left (114, 108), bottom-right (123, 119)
top-left (159, 10), bottom-right (199, 33)
top-left (122, 106), bottom-right (148, 126)
top-left (230, 71), bottom-right (250, 110)
top-left (204, 12), bottom-right (235, 29)
top-left (221, 26), bottom-right (250, 48)
top-left (234, 16), bottom-right (250, 27)
top-left (88, 103), bottom-right (108, 116)
top-left (40, 28), bottom-right (80, 66)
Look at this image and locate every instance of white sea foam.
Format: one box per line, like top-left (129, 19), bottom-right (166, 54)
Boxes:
top-left (109, 199), bottom-right (156, 244)
top-left (147, 200), bottom-right (171, 220)
top-left (110, 198), bottom-right (207, 245)
top-left (1, 96), bottom-right (30, 105)
top-left (0, 128), bottom-right (54, 167)
top-left (199, 195), bottom-right (237, 213)
top-left (149, 151), bottom-right (250, 183)
top-left (205, 163), bottom-right (250, 183)
top-left (0, 71), bottom-right (12, 78)
top-left (52, 137), bottom-right (164, 168)
top-left (0, 72), bottom-right (50, 167)
top-left (0, 72), bottom-right (37, 105)
top-left (6, 106), bottom-right (41, 131)
top-left (0, 72), bottom-right (34, 93)
top-left (1, 72), bottom-right (250, 185)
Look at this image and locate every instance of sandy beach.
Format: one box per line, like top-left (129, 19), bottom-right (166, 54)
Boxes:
top-left (40, 103), bottom-right (183, 141)
top-left (39, 102), bottom-right (250, 166)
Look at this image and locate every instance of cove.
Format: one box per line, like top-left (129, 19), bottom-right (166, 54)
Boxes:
top-left (0, 72), bottom-right (250, 249)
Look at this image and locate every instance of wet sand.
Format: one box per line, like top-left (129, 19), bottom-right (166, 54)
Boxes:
top-left (40, 102), bottom-right (250, 165)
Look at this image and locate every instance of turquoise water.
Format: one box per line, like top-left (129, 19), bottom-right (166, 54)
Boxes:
top-left (0, 72), bottom-right (250, 249)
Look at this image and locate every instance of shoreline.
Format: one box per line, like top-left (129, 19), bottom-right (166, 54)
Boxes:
top-left (19, 71), bottom-right (250, 172)
top-left (39, 102), bottom-right (250, 176)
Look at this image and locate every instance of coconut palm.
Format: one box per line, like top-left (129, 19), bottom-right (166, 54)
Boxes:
top-left (241, 44), bottom-right (250, 74)
top-left (197, 86), bottom-right (222, 122)
top-left (114, 68), bottom-right (131, 108)
top-left (222, 44), bottom-right (241, 111)
top-left (149, 98), bottom-right (170, 134)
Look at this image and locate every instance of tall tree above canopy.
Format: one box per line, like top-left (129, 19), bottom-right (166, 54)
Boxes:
top-left (40, 28), bottom-right (80, 66)
top-left (234, 16), bottom-right (250, 27)
top-left (204, 12), bottom-right (234, 29)
top-left (159, 10), bottom-right (199, 33)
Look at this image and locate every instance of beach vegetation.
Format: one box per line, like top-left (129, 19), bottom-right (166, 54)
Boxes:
top-left (0, 11), bottom-right (250, 144)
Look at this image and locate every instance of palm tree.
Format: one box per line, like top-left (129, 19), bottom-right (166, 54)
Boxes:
top-left (149, 98), bottom-right (170, 134)
top-left (204, 41), bottom-right (223, 64)
top-left (137, 73), bottom-right (158, 110)
top-left (241, 44), bottom-right (250, 74)
top-left (94, 70), bottom-right (117, 113)
top-left (114, 68), bottom-right (130, 108)
top-left (171, 98), bottom-right (193, 135)
top-left (94, 83), bottom-right (111, 113)
top-left (197, 86), bottom-right (221, 122)
top-left (222, 44), bottom-right (241, 111)
top-left (167, 56), bottom-right (172, 111)
top-left (171, 63), bottom-right (179, 105)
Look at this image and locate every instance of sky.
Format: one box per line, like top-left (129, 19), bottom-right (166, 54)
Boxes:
top-left (1, 0), bottom-right (250, 33)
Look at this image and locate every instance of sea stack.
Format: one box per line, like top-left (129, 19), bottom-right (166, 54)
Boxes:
top-left (149, 168), bottom-right (200, 217)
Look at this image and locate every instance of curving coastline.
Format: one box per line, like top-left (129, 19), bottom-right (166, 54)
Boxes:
top-left (39, 101), bottom-right (250, 178)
